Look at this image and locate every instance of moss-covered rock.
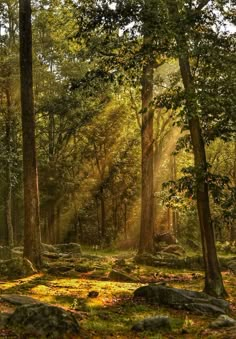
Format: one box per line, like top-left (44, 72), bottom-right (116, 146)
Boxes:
top-left (7, 303), bottom-right (80, 338)
top-left (134, 285), bottom-right (229, 315)
top-left (0, 258), bottom-right (36, 278)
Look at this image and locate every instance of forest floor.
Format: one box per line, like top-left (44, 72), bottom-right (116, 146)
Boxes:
top-left (0, 248), bottom-right (236, 338)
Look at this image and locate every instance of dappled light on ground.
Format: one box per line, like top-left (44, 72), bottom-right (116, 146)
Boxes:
top-left (0, 251), bottom-right (236, 338)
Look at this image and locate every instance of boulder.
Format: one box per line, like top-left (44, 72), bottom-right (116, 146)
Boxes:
top-left (87, 291), bottom-right (99, 298)
top-left (135, 253), bottom-right (162, 266)
top-left (0, 294), bottom-right (41, 306)
top-left (210, 315), bottom-right (236, 328)
top-left (134, 285), bottom-right (229, 315)
top-left (154, 232), bottom-right (177, 245)
top-left (109, 269), bottom-right (140, 283)
top-left (132, 315), bottom-right (171, 332)
top-left (135, 253), bottom-right (205, 270)
top-left (47, 264), bottom-right (74, 275)
top-left (7, 303), bottom-right (80, 338)
top-left (183, 303), bottom-right (228, 315)
top-left (42, 252), bottom-right (60, 259)
top-left (227, 260), bottom-right (236, 274)
top-left (54, 243), bottom-right (81, 255)
top-left (0, 258), bottom-right (36, 278)
top-left (161, 244), bottom-right (185, 256)
top-left (41, 243), bottom-right (58, 253)
top-left (75, 264), bottom-right (93, 273)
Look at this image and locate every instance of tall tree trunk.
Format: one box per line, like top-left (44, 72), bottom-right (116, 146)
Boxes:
top-left (138, 48), bottom-right (154, 254)
top-left (230, 142), bottom-right (236, 241)
top-left (19, 0), bottom-right (42, 268)
top-left (5, 89), bottom-right (14, 247)
top-left (167, 0), bottom-right (226, 298)
top-left (124, 202), bottom-right (128, 240)
top-left (170, 154), bottom-right (178, 236)
top-left (188, 116), bottom-right (226, 297)
top-left (100, 187), bottom-right (106, 240)
top-left (47, 202), bottom-right (55, 244)
top-left (55, 206), bottom-right (61, 243)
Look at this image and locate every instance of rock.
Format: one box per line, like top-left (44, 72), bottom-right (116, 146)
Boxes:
top-left (42, 251), bottom-right (60, 259)
top-left (183, 303), bottom-right (228, 315)
top-left (135, 253), bottom-right (162, 266)
top-left (0, 246), bottom-right (12, 260)
top-left (135, 253), bottom-right (204, 270)
top-left (109, 269), bottom-right (140, 283)
top-left (159, 252), bottom-right (180, 259)
top-left (47, 264), bottom-right (74, 275)
top-left (227, 260), bottom-right (236, 274)
top-left (132, 316), bottom-right (171, 332)
top-left (0, 258), bottom-right (36, 278)
top-left (0, 294), bottom-right (41, 305)
top-left (41, 243), bottom-right (58, 253)
top-left (54, 243), bottom-right (81, 255)
top-left (154, 232), bottom-right (177, 245)
top-left (7, 303), bottom-right (80, 338)
top-left (87, 291), bottom-right (99, 298)
top-left (75, 264), bottom-right (93, 273)
top-left (134, 285), bottom-right (229, 315)
top-left (114, 258), bottom-right (126, 266)
top-left (210, 315), bottom-right (236, 328)
top-left (161, 244), bottom-right (185, 256)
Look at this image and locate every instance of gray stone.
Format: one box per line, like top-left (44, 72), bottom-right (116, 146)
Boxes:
top-left (132, 316), bottom-right (171, 332)
top-left (184, 302), bottom-right (228, 315)
top-left (41, 243), bottom-right (58, 253)
top-left (227, 260), bottom-right (236, 274)
top-left (210, 315), bottom-right (236, 328)
top-left (109, 269), bottom-right (140, 283)
top-left (7, 303), bottom-right (80, 338)
top-left (154, 232), bottom-right (177, 245)
top-left (134, 285), bottom-right (229, 315)
top-left (135, 253), bottom-right (205, 270)
top-left (0, 258), bottom-right (36, 278)
top-left (47, 264), bottom-right (74, 275)
top-left (161, 244), bottom-right (186, 256)
top-left (54, 243), bottom-right (81, 255)
top-left (0, 294), bottom-right (41, 306)
top-left (75, 264), bottom-right (93, 273)
top-left (42, 251), bottom-right (60, 259)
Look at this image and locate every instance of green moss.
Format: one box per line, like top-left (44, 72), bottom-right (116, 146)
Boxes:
top-left (0, 250), bottom-right (235, 338)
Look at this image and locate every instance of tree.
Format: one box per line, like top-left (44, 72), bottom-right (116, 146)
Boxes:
top-left (167, 0), bottom-right (227, 297)
top-left (73, 0), bottom-right (172, 253)
top-left (19, 0), bottom-right (41, 267)
top-left (138, 1), bottom-right (155, 253)
top-left (0, 0), bottom-right (22, 246)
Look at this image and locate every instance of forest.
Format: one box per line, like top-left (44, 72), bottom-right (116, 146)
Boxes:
top-left (0, 0), bottom-right (236, 338)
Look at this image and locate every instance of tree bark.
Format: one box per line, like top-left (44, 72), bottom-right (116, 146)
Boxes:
top-left (230, 142), bottom-right (236, 241)
top-left (19, 0), bottom-right (42, 268)
top-left (167, 0), bottom-right (226, 298)
top-left (5, 89), bottom-right (14, 247)
top-left (138, 39), bottom-right (154, 254)
top-left (100, 187), bottom-right (106, 240)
